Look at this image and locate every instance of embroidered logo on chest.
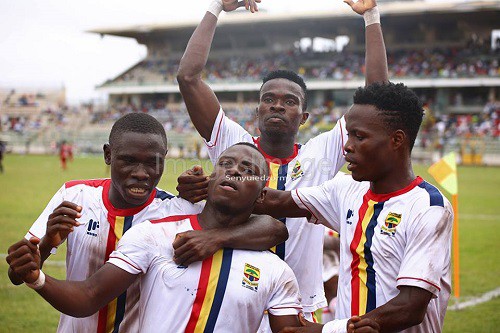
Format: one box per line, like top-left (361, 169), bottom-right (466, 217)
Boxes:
top-left (291, 160), bottom-right (304, 180)
top-left (381, 212), bottom-right (401, 236)
top-left (242, 263), bottom-right (260, 292)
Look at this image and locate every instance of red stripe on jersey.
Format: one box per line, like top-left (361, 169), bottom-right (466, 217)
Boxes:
top-left (366, 177), bottom-right (423, 202)
top-left (108, 255), bottom-right (142, 272)
top-left (185, 256), bottom-right (213, 333)
top-left (65, 178), bottom-right (109, 189)
top-left (294, 190), bottom-right (319, 223)
top-left (205, 112), bottom-right (224, 148)
top-left (102, 180), bottom-right (157, 217)
top-left (397, 277), bottom-right (441, 291)
top-left (349, 194), bottom-right (370, 316)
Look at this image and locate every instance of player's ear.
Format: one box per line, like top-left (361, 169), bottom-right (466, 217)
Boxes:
top-left (391, 130), bottom-right (406, 150)
top-left (255, 188), bottom-right (267, 204)
top-left (300, 112), bottom-right (309, 125)
top-left (103, 143), bottom-right (111, 165)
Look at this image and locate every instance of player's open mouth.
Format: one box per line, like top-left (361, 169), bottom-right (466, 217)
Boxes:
top-left (128, 187), bottom-right (149, 196)
top-left (219, 181), bottom-right (237, 192)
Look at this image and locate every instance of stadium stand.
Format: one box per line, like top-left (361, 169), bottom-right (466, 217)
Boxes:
top-left (1, 1), bottom-right (499, 165)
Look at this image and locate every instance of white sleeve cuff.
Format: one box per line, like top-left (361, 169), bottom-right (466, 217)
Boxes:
top-left (322, 319), bottom-right (348, 333)
top-left (397, 277), bottom-right (440, 297)
top-left (108, 253), bottom-right (143, 275)
top-left (291, 189), bottom-right (320, 224)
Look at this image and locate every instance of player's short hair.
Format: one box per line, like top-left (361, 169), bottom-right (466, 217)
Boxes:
top-left (232, 142), bottom-right (269, 185)
top-left (109, 112), bottom-right (168, 148)
top-left (353, 82), bottom-right (424, 151)
top-left (261, 70), bottom-right (308, 111)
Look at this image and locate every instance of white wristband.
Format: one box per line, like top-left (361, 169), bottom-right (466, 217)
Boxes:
top-left (26, 270), bottom-right (46, 290)
top-left (322, 319), bottom-right (349, 333)
top-left (208, 0), bottom-right (223, 17)
top-left (364, 7), bottom-right (380, 27)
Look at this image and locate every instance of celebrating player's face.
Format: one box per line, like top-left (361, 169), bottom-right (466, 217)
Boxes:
top-left (257, 78), bottom-right (308, 137)
top-left (344, 104), bottom-right (395, 182)
top-left (208, 145), bottom-right (267, 214)
top-left (105, 131), bottom-right (167, 209)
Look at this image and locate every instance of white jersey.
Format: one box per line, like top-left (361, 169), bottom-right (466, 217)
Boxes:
top-left (292, 174), bottom-right (453, 332)
top-left (26, 179), bottom-right (203, 333)
top-left (108, 214), bottom-right (302, 333)
top-left (205, 109), bottom-right (347, 312)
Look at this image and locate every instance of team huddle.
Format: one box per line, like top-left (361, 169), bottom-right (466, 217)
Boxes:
top-left (6, 1), bottom-right (453, 332)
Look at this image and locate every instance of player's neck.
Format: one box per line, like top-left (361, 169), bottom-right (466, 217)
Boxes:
top-left (258, 133), bottom-right (296, 159)
top-left (197, 203), bottom-right (251, 230)
top-left (370, 164), bottom-right (416, 195)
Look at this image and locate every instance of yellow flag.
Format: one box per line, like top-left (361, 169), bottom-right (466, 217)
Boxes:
top-left (428, 152), bottom-right (458, 195)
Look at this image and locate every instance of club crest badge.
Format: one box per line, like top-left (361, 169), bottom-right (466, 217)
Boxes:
top-left (242, 263), bottom-right (260, 292)
top-left (381, 212), bottom-right (401, 236)
top-left (291, 160), bottom-right (304, 180)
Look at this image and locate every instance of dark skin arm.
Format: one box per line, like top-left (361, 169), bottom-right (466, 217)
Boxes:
top-left (8, 201), bottom-right (82, 285)
top-left (253, 188), bottom-right (311, 220)
top-left (344, 0), bottom-right (388, 85)
top-left (269, 313), bottom-right (301, 333)
top-left (173, 214), bottom-right (288, 266)
top-left (177, 0), bottom-right (259, 141)
top-left (6, 237), bottom-right (136, 317)
top-left (280, 287), bottom-right (431, 333)
top-left (349, 286), bottom-right (432, 333)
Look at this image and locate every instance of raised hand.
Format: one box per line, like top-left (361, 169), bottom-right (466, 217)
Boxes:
top-left (176, 165), bottom-right (209, 203)
top-left (222, 0), bottom-right (261, 13)
top-left (343, 0), bottom-right (377, 15)
top-left (6, 237), bottom-right (42, 284)
top-left (43, 201), bottom-right (82, 248)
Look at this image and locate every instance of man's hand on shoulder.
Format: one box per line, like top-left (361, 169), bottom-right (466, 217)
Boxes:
top-left (172, 230), bottom-right (224, 266)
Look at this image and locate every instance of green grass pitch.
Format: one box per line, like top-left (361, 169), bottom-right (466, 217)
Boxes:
top-left (0, 154), bottom-right (498, 332)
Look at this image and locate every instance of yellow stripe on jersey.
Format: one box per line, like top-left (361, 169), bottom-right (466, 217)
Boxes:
top-left (194, 249), bottom-right (224, 333)
top-left (353, 200), bottom-right (375, 315)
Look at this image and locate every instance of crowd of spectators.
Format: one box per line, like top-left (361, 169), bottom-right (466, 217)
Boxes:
top-left (109, 46), bottom-right (499, 86)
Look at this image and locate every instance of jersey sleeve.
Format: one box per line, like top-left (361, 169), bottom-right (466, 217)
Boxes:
top-left (302, 116), bottom-right (347, 178)
top-left (162, 197), bottom-right (205, 216)
top-left (291, 177), bottom-right (342, 232)
top-left (25, 184), bottom-right (67, 240)
top-left (108, 222), bottom-right (157, 275)
top-left (204, 108), bottom-right (254, 164)
top-left (266, 263), bottom-right (303, 316)
top-left (397, 204), bottom-right (453, 297)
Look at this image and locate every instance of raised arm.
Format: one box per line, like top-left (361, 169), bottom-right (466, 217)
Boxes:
top-left (177, 0), bottom-right (260, 140)
top-left (344, 0), bottom-right (388, 85)
top-left (6, 238), bottom-right (136, 317)
top-left (173, 214), bottom-right (288, 266)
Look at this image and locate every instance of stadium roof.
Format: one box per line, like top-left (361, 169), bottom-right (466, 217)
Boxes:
top-left (88, 1), bottom-right (500, 40)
